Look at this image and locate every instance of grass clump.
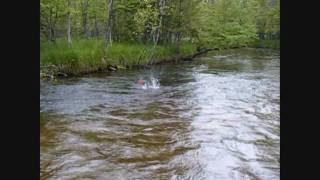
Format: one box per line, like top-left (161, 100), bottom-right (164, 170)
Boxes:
top-left (40, 39), bottom-right (107, 76)
top-left (105, 42), bottom-right (197, 66)
top-left (40, 39), bottom-right (197, 77)
top-left (250, 40), bottom-right (280, 50)
top-left (105, 43), bottom-right (152, 66)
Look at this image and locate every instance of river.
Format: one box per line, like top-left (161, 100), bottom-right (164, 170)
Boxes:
top-left (40, 48), bottom-right (280, 180)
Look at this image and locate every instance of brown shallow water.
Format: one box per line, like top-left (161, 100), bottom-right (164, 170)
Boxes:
top-left (40, 48), bottom-right (280, 180)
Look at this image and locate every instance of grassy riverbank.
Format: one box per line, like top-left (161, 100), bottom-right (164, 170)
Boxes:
top-left (40, 39), bottom-right (279, 79)
top-left (250, 40), bottom-right (280, 50)
top-left (40, 39), bottom-right (197, 78)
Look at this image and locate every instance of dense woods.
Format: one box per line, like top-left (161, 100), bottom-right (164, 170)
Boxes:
top-left (40, 0), bottom-right (279, 77)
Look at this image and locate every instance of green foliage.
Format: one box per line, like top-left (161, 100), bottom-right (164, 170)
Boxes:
top-left (41, 39), bottom-right (197, 75)
top-left (198, 0), bottom-right (258, 48)
top-left (40, 39), bottom-right (106, 74)
top-left (40, 0), bottom-right (279, 76)
top-left (250, 39), bottom-right (280, 50)
top-left (105, 43), bottom-right (151, 65)
top-left (41, 0), bottom-right (279, 46)
top-left (105, 42), bottom-right (196, 66)
top-left (248, 0), bottom-right (280, 38)
top-left (132, 0), bottom-right (159, 39)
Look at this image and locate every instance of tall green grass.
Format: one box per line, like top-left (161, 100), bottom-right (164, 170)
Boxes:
top-left (105, 43), bottom-right (196, 66)
top-left (40, 39), bottom-right (106, 75)
top-left (250, 40), bottom-right (280, 50)
top-left (40, 39), bottom-right (197, 76)
top-left (105, 43), bottom-right (153, 66)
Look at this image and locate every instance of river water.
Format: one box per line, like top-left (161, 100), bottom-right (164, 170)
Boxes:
top-left (40, 48), bottom-right (280, 180)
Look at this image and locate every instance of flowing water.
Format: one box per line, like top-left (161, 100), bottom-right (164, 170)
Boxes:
top-left (40, 48), bottom-right (280, 180)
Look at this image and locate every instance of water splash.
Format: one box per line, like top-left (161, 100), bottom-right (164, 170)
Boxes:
top-left (142, 76), bottom-right (160, 89)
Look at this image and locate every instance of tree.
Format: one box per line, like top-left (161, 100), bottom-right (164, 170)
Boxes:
top-left (40, 0), bottom-right (64, 42)
top-left (154, 0), bottom-right (165, 46)
top-left (66, 0), bottom-right (72, 46)
top-left (40, 0), bottom-right (279, 48)
top-left (105, 0), bottom-right (113, 48)
top-left (80, 0), bottom-right (90, 38)
top-left (198, 0), bottom-right (257, 48)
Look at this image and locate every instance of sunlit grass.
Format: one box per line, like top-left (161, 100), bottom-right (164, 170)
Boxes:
top-left (40, 39), bottom-right (197, 76)
top-left (250, 40), bottom-right (280, 50)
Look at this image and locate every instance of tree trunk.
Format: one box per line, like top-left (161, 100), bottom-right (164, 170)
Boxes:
top-left (94, 14), bottom-right (99, 38)
top-left (51, 9), bottom-right (59, 42)
top-left (81, 0), bottom-right (89, 38)
top-left (73, 0), bottom-right (78, 37)
top-left (154, 0), bottom-right (165, 46)
top-left (47, 8), bottom-right (57, 42)
top-left (67, 0), bottom-right (72, 46)
top-left (105, 0), bottom-right (113, 48)
top-left (48, 8), bottom-right (53, 42)
top-left (175, 0), bottom-right (182, 62)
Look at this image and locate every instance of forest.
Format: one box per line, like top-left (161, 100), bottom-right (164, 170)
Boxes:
top-left (40, 0), bottom-right (279, 78)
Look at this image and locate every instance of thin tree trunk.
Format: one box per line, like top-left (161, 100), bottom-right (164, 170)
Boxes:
top-left (175, 0), bottom-right (182, 62)
top-left (149, 0), bottom-right (166, 64)
top-left (105, 0), bottom-right (113, 48)
top-left (94, 14), bottom-right (99, 38)
top-left (67, 0), bottom-right (72, 46)
top-left (49, 8), bottom-right (53, 42)
top-left (154, 0), bottom-right (165, 46)
top-left (81, 0), bottom-right (89, 38)
top-left (73, 0), bottom-right (78, 38)
top-left (48, 8), bottom-right (57, 42)
top-left (51, 10), bottom-right (59, 42)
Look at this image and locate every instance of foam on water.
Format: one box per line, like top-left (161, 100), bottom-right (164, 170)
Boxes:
top-left (141, 76), bottom-right (160, 89)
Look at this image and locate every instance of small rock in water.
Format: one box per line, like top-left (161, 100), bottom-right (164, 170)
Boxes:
top-left (108, 66), bottom-right (117, 71)
top-left (111, 67), bottom-right (116, 71)
top-left (57, 72), bottom-right (68, 78)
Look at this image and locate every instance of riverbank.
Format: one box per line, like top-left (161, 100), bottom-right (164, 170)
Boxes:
top-left (40, 39), bottom-right (198, 79)
top-left (40, 39), bottom-right (278, 80)
top-left (249, 40), bottom-right (280, 50)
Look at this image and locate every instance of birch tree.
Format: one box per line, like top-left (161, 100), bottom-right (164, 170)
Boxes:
top-left (66, 0), bottom-right (72, 46)
top-left (104, 0), bottom-right (113, 48)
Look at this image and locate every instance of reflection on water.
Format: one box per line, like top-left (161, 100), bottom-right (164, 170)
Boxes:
top-left (40, 48), bottom-right (279, 180)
